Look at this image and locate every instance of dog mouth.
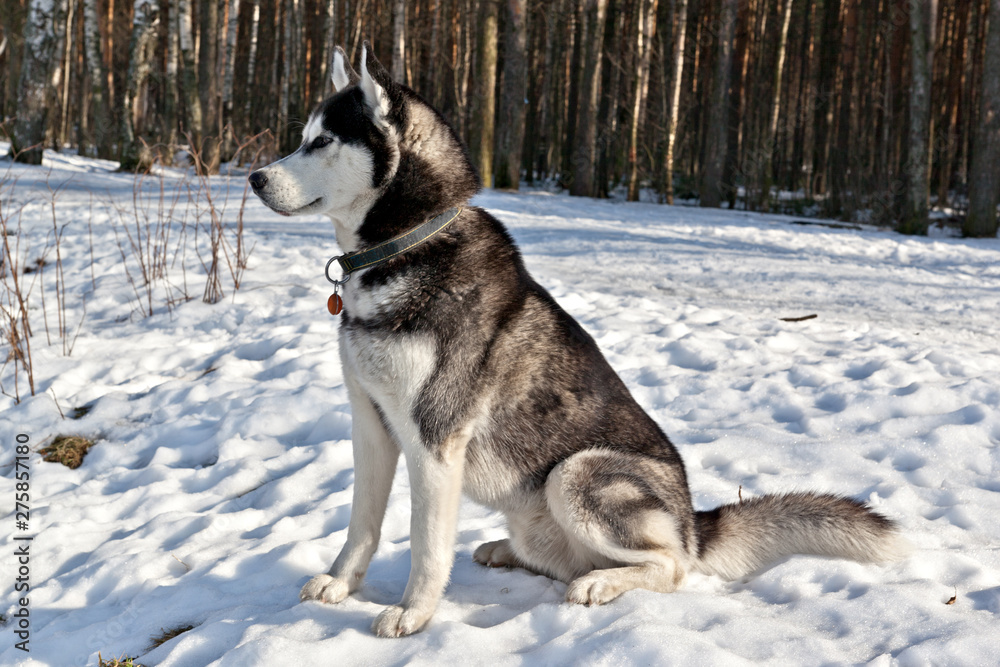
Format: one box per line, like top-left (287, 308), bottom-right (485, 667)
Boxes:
top-left (269, 197), bottom-right (323, 217)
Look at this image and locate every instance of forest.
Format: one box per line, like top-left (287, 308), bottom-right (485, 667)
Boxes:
top-left (2, 0), bottom-right (999, 237)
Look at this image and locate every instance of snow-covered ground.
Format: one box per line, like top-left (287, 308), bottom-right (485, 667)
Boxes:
top-left (2, 150), bottom-right (1000, 666)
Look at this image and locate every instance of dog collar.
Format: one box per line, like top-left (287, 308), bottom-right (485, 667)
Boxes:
top-left (324, 207), bottom-right (463, 315)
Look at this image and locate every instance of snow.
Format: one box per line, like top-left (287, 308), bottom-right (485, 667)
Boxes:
top-left (2, 149), bottom-right (1000, 666)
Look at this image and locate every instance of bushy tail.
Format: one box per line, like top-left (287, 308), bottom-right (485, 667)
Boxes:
top-left (693, 492), bottom-right (910, 580)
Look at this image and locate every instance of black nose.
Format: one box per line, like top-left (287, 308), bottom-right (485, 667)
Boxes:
top-left (249, 171), bottom-right (267, 192)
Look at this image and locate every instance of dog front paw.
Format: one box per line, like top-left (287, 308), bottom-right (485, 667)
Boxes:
top-left (371, 605), bottom-right (432, 637)
top-left (300, 574), bottom-right (349, 604)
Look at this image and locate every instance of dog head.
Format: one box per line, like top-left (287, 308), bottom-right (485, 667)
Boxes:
top-left (249, 42), bottom-right (478, 250)
top-left (249, 45), bottom-right (399, 231)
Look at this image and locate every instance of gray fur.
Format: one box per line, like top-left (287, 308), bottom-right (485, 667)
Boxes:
top-left (250, 44), bottom-right (910, 637)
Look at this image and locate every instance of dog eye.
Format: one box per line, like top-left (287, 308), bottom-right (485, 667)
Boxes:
top-left (311, 136), bottom-right (332, 149)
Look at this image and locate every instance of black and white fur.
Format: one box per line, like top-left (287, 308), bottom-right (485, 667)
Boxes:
top-left (249, 44), bottom-right (910, 638)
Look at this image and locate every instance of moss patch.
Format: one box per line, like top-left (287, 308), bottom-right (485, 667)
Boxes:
top-left (39, 435), bottom-right (95, 469)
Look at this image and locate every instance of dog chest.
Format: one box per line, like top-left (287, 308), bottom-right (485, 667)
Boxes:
top-left (340, 326), bottom-right (437, 428)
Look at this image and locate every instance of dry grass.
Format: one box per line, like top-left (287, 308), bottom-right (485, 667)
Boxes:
top-left (97, 654), bottom-right (145, 667)
top-left (147, 624), bottom-right (195, 651)
top-left (39, 435), bottom-right (95, 469)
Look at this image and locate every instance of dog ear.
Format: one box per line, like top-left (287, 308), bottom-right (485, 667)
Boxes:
top-left (330, 46), bottom-right (359, 92)
top-left (359, 42), bottom-right (393, 127)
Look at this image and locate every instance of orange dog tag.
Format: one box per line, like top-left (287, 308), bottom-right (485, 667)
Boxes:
top-left (328, 293), bottom-right (343, 316)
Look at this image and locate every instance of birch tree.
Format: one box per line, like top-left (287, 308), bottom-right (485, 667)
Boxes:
top-left (11, 0), bottom-right (67, 163)
top-left (82, 0), bottom-right (114, 157)
top-left (119, 0), bottom-right (160, 171)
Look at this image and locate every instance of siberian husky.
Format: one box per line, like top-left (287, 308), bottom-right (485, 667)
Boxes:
top-left (249, 43), bottom-right (909, 638)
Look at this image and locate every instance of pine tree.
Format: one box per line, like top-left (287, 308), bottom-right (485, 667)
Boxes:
top-left (965, 0), bottom-right (1000, 237)
top-left (569, 0), bottom-right (608, 197)
top-left (494, 0), bottom-right (528, 189)
top-left (627, 0), bottom-right (658, 201)
top-left (470, 0), bottom-right (499, 187)
top-left (899, 0), bottom-right (935, 235)
top-left (391, 0), bottom-right (406, 82)
top-left (663, 0), bottom-right (688, 204)
top-left (198, 0), bottom-right (221, 173)
top-left (700, 0), bottom-right (737, 208)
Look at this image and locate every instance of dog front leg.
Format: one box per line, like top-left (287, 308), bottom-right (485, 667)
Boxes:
top-left (301, 385), bottom-right (399, 605)
top-left (372, 433), bottom-right (468, 638)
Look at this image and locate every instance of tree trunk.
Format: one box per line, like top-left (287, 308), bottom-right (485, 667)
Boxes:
top-left (83, 0), bottom-right (113, 158)
top-left (177, 0), bottom-right (203, 152)
top-left (494, 0), bottom-right (528, 189)
top-left (232, 0), bottom-right (255, 139)
top-left (119, 0), bottom-right (159, 172)
top-left (663, 0), bottom-right (688, 204)
top-left (111, 0), bottom-right (133, 159)
top-left (811, 0), bottom-right (840, 197)
top-left (470, 0), bottom-right (499, 187)
top-left (758, 0), bottom-right (793, 210)
top-left (428, 0), bottom-right (442, 106)
top-left (44, 0), bottom-right (70, 150)
top-left (56, 0), bottom-right (77, 148)
top-left (251, 0), bottom-right (278, 136)
top-left (900, 0), bottom-right (935, 235)
top-left (595, 0), bottom-right (623, 198)
top-left (11, 0), bottom-right (67, 163)
top-left (937, 0), bottom-right (970, 208)
top-left (0, 0), bottom-right (28, 124)
top-left (391, 0), bottom-right (405, 82)
top-left (560, 0), bottom-right (584, 183)
top-left (965, 0), bottom-right (1000, 237)
top-left (198, 0), bottom-right (221, 173)
top-left (790, 0), bottom-right (816, 195)
top-left (278, 0), bottom-right (294, 152)
top-left (535, 2), bottom-right (558, 179)
top-left (627, 0), bottom-right (658, 201)
top-left (522, 3), bottom-right (543, 184)
top-left (160, 0), bottom-right (178, 159)
top-left (569, 0), bottom-right (608, 197)
top-left (721, 0), bottom-right (749, 210)
top-left (221, 0), bottom-right (240, 145)
top-left (828, 0), bottom-right (859, 217)
top-left (699, 0), bottom-right (736, 208)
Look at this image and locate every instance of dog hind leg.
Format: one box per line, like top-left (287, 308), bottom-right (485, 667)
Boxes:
top-left (474, 500), bottom-right (596, 582)
top-left (545, 449), bottom-right (695, 606)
